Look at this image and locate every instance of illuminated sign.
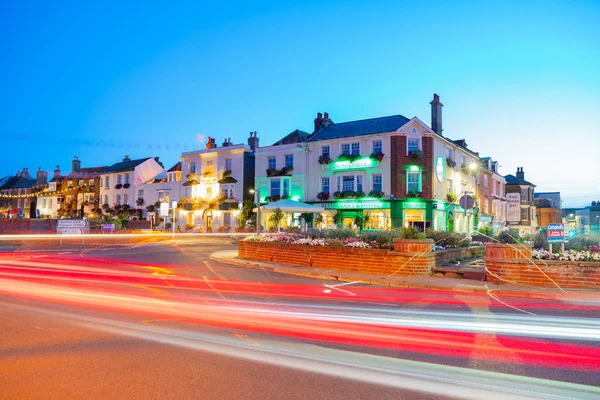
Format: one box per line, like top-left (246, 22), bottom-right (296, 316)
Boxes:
top-left (331, 157), bottom-right (378, 170)
top-left (48, 182), bottom-right (57, 192)
top-left (436, 157), bottom-right (444, 182)
top-left (322, 201), bottom-right (389, 210)
top-left (403, 201), bottom-right (426, 209)
top-left (547, 223), bottom-right (565, 243)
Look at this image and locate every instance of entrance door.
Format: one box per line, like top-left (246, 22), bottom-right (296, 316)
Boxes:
top-left (206, 211), bottom-right (213, 232)
top-left (448, 212), bottom-right (455, 232)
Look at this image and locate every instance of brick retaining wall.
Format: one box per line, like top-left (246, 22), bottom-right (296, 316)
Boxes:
top-left (485, 243), bottom-right (600, 289)
top-left (238, 240), bottom-right (435, 276)
top-left (434, 246), bottom-right (485, 265)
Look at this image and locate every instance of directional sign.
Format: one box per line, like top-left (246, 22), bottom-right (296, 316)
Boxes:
top-left (101, 223), bottom-right (116, 231)
top-left (57, 219), bottom-right (90, 235)
top-left (547, 223), bottom-right (565, 243)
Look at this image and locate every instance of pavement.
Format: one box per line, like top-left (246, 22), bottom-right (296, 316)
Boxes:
top-left (210, 249), bottom-right (600, 299)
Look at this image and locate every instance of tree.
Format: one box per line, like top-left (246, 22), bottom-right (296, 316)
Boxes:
top-left (314, 213), bottom-right (324, 230)
top-left (238, 199), bottom-right (255, 229)
top-left (270, 207), bottom-right (284, 232)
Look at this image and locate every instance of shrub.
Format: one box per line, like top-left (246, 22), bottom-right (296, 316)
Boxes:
top-left (266, 168), bottom-right (279, 177)
top-left (426, 229), bottom-right (470, 248)
top-left (401, 227), bottom-right (426, 240)
top-left (477, 226), bottom-right (493, 237)
top-left (446, 157), bottom-right (456, 168)
top-left (333, 191), bottom-right (343, 199)
top-left (369, 152), bottom-right (384, 162)
top-left (446, 193), bottom-right (457, 203)
top-left (317, 191), bottom-right (330, 201)
top-left (368, 190), bottom-right (384, 198)
top-left (218, 225), bottom-right (231, 233)
top-left (565, 235), bottom-right (600, 251)
top-left (355, 190), bottom-right (365, 198)
top-left (523, 229), bottom-right (548, 249)
top-left (496, 229), bottom-right (523, 244)
top-left (280, 166), bottom-right (293, 175)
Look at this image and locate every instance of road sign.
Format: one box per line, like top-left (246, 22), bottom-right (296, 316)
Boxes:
top-left (160, 202), bottom-right (169, 217)
top-left (57, 219), bottom-right (90, 235)
top-left (459, 195), bottom-right (475, 210)
top-left (101, 223), bottom-right (116, 231)
top-left (547, 223), bottom-right (565, 243)
top-left (172, 200), bottom-right (178, 209)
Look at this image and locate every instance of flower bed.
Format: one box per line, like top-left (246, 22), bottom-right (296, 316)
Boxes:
top-left (532, 249), bottom-right (600, 262)
top-left (245, 233), bottom-right (392, 249)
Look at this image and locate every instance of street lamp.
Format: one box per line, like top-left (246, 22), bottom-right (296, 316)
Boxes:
top-left (250, 189), bottom-right (261, 234)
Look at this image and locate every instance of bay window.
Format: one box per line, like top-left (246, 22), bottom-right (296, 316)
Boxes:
top-left (220, 184), bottom-right (235, 199)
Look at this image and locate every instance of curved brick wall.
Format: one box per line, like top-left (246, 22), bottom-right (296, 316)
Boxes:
top-left (485, 243), bottom-right (600, 289)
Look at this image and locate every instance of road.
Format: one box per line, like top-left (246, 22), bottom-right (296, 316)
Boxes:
top-left (0, 237), bottom-right (599, 399)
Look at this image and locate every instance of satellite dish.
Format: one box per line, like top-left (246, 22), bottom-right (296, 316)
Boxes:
top-left (459, 195), bottom-right (475, 210)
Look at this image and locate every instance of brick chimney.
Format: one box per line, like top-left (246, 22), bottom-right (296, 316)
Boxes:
top-left (54, 165), bottom-right (61, 179)
top-left (20, 168), bottom-right (31, 180)
top-left (516, 167), bottom-right (525, 181)
top-left (247, 131), bottom-right (259, 151)
top-left (36, 167), bottom-right (48, 185)
top-left (205, 137), bottom-right (217, 149)
top-left (72, 156), bottom-right (81, 172)
top-left (322, 112), bottom-right (333, 128)
top-left (222, 137), bottom-right (233, 147)
top-left (430, 93), bottom-right (443, 135)
top-left (313, 112), bottom-right (323, 132)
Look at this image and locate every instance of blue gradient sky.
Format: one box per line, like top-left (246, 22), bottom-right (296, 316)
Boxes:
top-left (1, 1), bottom-right (598, 206)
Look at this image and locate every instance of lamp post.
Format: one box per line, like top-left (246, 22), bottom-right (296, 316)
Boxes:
top-left (250, 189), bottom-right (261, 234)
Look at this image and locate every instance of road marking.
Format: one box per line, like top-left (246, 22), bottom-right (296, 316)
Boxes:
top-left (58, 252), bottom-right (72, 255)
top-left (323, 284), bottom-right (356, 296)
top-left (486, 286), bottom-right (536, 316)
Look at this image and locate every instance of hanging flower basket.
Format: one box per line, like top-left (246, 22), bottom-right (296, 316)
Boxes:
top-left (408, 150), bottom-right (423, 160)
top-left (407, 190), bottom-right (423, 198)
top-left (317, 191), bottom-right (330, 201)
top-left (318, 155), bottom-right (332, 165)
top-left (369, 152), bottom-right (384, 162)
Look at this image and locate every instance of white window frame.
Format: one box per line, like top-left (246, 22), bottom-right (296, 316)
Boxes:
top-left (321, 145), bottom-right (330, 158)
top-left (342, 176), bottom-right (355, 192)
top-left (225, 158), bottom-right (232, 171)
top-left (321, 177), bottom-right (330, 194)
top-left (406, 171), bottom-right (422, 193)
top-left (407, 138), bottom-right (421, 154)
top-left (284, 154), bottom-right (293, 168)
top-left (372, 173), bottom-right (382, 192)
top-left (341, 143), bottom-right (350, 155)
top-left (372, 139), bottom-right (383, 154)
top-left (268, 157), bottom-right (276, 170)
top-left (351, 142), bottom-right (360, 155)
top-left (270, 178), bottom-right (281, 197)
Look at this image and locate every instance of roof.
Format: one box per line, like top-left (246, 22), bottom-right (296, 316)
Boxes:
top-left (273, 130), bottom-right (310, 146)
top-left (167, 162), bottom-right (182, 172)
top-left (218, 176), bottom-right (238, 184)
top-left (66, 166), bottom-right (107, 180)
top-left (504, 174), bottom-right (534, 186)
top-left (105, 158), bottom-right (152, 173)
top-left (13, 179), bottom-right (37, 189)
top-left (0, 176), bottom-right (23, 190)
top-left (182, 179), bottom-right (200, 187)
top-left (306, 114), bottom-right (411, 142)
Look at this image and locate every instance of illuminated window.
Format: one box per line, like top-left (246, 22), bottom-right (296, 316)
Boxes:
top-left (521, 208), bottom-right (528, 220)
top-left (206, 187), bottom-right (212, 198)
top-left (67, 181), bottom-right (73, 188)
top-left (372, 174), bottom-right (382, 192)
top-left (89, 179), bottom-right (94, 186)
top-left (407, 172), bottom-right (421, 193)
top-left (220, 184), bottom-right (234, 199)
top-left (78, 180), bottom-right (84, 186)
top-left (268, 157), bottom-right (276, 170)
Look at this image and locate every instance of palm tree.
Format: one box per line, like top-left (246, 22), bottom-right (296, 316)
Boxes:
top-left (270, 207), bottom-right (284, 232)
top-left (332, 210), bottom-right (343, 227)
top-left (314, 213), bottom-right (324, 230)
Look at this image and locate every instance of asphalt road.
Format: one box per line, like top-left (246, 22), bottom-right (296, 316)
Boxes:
top-left (0, 237), bottom-right (599, 400)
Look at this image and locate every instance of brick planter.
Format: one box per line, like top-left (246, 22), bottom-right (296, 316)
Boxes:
top-left (485, 243), bottom-right (600, 288)
top-left (238, 240), bottom-right (435, 276)
top-left (392, 238), bottom-right (433, 253)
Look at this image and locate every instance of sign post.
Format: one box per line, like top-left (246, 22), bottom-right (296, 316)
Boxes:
top-left (160, 202), bottom-right (169, 231)
top-left (547, 223), bottom-right (565, 254)
top-left (172, 201), bottom-right (178, 238)
top-left (57, 219), bottom-right (90, 245)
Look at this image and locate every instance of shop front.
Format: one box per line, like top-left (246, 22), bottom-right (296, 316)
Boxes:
top-left (315, 198), bottom-right (391, 230)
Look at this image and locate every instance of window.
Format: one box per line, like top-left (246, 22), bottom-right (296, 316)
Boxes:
top-left (268, 157), bottom-right (276, 170)
top-left (270, 179), bottom-right (281, 197)
top-left (48, 199), bottom-right (52, 208)
top-left (78, 180), bottom-right (84, 186)
top-left (104, 195), bottom-right (108, 205)
top-left (521, 208), bottom-right (529, 220)
top-left (17, 199), bottom-right (21, 208)
top-left (336, 176), bottom-right (341, 192)
top-left (224, 212), bottom-right (231, 227)
top-left (116, 195), bottom-right (121, 205)
top-left (521, 189), bottom-right (529, 201)
top-left (67, 181), bottom-right (73, 188)
top-left (342, 176), bottom-right (355, 191)
top-left (42, 198), bottom-right (47, 208)
top-left (341, 144), bottom-right (350, 155)
top-left (407, 172), bottom-right (421, 193)
top-left (462, 155), bottom-right (467, 166)
top-left (408, 138), bottom-right (420, 153)
top-left (372, 174), bottom-right (382, 192)
top-left (225, 158), bottom-right (232, 171)
top-left (321, 177), bottom-right (330, 194)
top-left (89, 179), bottom-right (94, 186)
top-left (123, 194), bottom-right (128, 205)
top-left (117, 175), bottom-right (122, 185)
top-left (357, 175), bottom-right (363, 192)
top-left (284, 154), bottom-right (293, 169)
top-left (105, 176), bottom-right (109, 188)
top-left (190, 162), bottom-right (196, 173)
top-left (138, 189), bottom-right (144, 198)
top-left (322, 145), bottom-right (330, 158)
top-left (184, 187), bottom-right (192, 198)
top-left (446, 148), bottom-right (453, 160)
top-left (220, 184), bottom-right (234, 199)
top-left (447, 179), bottom-right (454, 194)
top-left (351, 142), bottom-right (360, 155)
top-left (484, 175), bottom-right (489, 188)
top-left (373, 140), bottom-right (382, 154)
top-left (206, 160), bottom-right (213, 169)
top-left (282, 178), bottom-right (290, 197)
top-left (124, 174), bottom-right (129, 184)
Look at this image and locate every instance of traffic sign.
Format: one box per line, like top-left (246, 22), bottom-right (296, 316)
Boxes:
top-left (160, 202), bottom-right (169, 217)
top-left (459, 195), bottom-right (475, 210)
top-left (57, 219), bottom-right (90, 234)
top-left (101, 223), bottom-right (116, 231)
